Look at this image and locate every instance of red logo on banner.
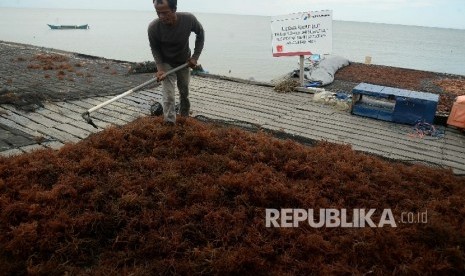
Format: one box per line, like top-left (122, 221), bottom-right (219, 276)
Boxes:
top-left (276, 45), bottom-right (283, 52)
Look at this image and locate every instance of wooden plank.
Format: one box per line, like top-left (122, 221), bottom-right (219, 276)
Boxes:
top-left (35, 107), bottom-right (74, 124)
top-left (42, 141), bottom-right (65, 150)
top-left (189, 98), bottom-right (277, 125)
top-left (47, 127), bottom-right (82, 143)
top-left (269, 120), bottom-right (443, 162)
top-left (0, 148), bottom-right (23, 157)
top-left (43, 103), bottom-right (108, 131)
top-left (2, 106), bottom-right (59, 128)
top-left (53, 102), bottom-right (111, 129)
top-left (37, 105), bottom-right (101, 133)
top-left (273, 115), bottom-right (446, 160)
top-left (61, 100), bottom-right (127, 126)
top-left (81, 98), bottom-right (141, 120)
top-left (53, 123), bottom-right (91, 139)
top-left (0, 106), bottom-right (46, 131)
top-left (192, 84), bottom-right (300, 104)
top-left (0, 107), bottom-right (78, 145)
top-left (19, 144), bottom-right (47, 153)
top-left (281, 109), bottom-right (448, 151)
top-left (189, 96), bottom-right (280, 121)
top-left (0, 115), bottom-right (47, 139)
top-left (190, 90), bottom-right (300, 115)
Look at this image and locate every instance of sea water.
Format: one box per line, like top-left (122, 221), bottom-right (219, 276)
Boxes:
top-left (1, 7), bottom-right (464, 82)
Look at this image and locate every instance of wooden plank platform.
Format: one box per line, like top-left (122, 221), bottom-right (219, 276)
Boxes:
top-left (0, 75), bottom-right (464, 175)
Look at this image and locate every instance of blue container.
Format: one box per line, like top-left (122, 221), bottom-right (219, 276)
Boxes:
top-left (351, 83), bottom-right (439, 125)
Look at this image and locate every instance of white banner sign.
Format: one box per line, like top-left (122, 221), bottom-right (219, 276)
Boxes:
top-left (271, 10), bottom-right (333, 57)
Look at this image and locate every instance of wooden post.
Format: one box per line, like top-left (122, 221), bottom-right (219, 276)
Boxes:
top-left (299, 55), bottom-right (305, 86)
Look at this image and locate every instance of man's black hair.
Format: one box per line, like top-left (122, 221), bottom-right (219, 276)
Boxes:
top-left (153, 0), bottom-right (177, 11)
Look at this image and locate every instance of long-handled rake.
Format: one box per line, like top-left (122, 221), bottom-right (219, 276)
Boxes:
top-left (81, 63), bottom-right (188, 128)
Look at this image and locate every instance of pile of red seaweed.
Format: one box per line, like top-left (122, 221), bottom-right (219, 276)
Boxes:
top-left (1, 117), bottom-right (464, 274)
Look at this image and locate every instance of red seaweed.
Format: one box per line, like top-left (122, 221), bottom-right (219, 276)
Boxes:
top-left (0, 117), bottom-right (464, 274)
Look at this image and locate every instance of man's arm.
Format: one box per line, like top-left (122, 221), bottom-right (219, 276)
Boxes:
top-left (148, 24), bottom-right (163, 66)
top-left (148, 23), bottom-right (166, 79)
top-left (191, 15), bottom-right (205, 61)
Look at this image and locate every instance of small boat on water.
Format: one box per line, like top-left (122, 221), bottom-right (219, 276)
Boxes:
top-left (47, 24), bottom-right (89, 30)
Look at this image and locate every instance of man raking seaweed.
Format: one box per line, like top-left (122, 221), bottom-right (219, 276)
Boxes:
top-left (82, 0), bottom-right (204, 128)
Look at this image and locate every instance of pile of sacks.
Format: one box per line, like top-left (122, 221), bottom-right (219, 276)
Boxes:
top-left (291, 55), bottom-right (350, 87)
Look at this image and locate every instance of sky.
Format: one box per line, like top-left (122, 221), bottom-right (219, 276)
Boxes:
top-left (1, 0), bottom-right (464, 29)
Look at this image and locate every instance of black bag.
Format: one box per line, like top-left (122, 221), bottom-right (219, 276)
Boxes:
top-left (150, 102), bottom-right (163, 116)
top-left (150, 102), bottom-right (180, 116)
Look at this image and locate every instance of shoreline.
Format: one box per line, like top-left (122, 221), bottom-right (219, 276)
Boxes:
top-left (3, 39), bottom-right (464, 80)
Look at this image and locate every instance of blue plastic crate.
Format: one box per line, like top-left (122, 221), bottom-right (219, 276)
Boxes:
top-left (351, 83), bottom-right (439, 125)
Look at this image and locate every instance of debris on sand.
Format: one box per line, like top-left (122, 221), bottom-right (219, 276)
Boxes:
top-left (274, 78), bottom-right (300, 93)
top-left (128, 61), bottom-right (157, 74)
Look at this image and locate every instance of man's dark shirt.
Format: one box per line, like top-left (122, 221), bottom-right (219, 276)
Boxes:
top-left (148, 12), bottom-right (205, 67)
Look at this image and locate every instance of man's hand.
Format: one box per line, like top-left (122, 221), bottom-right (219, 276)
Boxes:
top-left (156, 70), bottom-right (166, 81)
top-left (187, 58), bottom-right (198, 69)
